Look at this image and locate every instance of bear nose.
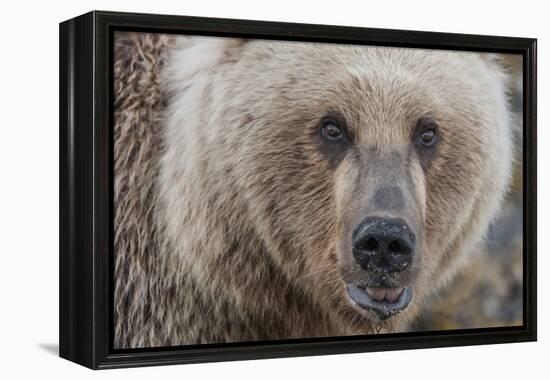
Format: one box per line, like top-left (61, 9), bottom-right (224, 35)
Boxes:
top-left (352, 217), bottom-right (415, 273)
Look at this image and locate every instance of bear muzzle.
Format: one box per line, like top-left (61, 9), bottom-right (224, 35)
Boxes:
top-left (343, 217), bottom-right (417, 319)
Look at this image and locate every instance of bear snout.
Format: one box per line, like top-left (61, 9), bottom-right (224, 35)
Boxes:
top-left (352, 216), bottom-right (416, 275)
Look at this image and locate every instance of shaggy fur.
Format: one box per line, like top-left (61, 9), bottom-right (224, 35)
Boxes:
top-left (114, 33), bottom-right (513, 348)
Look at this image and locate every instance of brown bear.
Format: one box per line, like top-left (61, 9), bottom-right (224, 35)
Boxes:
top-left (113, 32), bottom-right (514, 348)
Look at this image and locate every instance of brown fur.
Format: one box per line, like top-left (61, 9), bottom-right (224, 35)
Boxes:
top-left (114, 33), bottom-right (513, 348)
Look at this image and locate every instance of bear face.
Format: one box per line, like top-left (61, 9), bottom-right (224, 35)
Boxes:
top-left (159, 38), bottom-right (513, 335)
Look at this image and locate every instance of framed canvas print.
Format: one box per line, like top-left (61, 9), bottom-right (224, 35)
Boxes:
top-left (59, 11), bottom-right (537, 369)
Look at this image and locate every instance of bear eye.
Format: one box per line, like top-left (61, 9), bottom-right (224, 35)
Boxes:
top-left (420, 128), bottom-right (437, 146)
top-left (415, 118), bottom-right (439, 148)
top-left (317, 112), bottom-right (351, 167)
top-left (321, 120), bottom-right (343, 141)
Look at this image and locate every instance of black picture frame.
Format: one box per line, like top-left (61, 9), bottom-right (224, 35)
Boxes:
top-left (59, 10), bottom-right (537, 370)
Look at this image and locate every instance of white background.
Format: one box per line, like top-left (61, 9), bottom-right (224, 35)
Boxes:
top-left (0, 0), bottom-right (546, 378)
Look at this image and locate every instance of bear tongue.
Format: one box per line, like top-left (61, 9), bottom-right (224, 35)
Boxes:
top-left (365, 287), bottom-right (404, 303)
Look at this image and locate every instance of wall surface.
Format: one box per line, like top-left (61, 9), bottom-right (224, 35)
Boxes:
top-left (0, 0), bottom-right (546, 378)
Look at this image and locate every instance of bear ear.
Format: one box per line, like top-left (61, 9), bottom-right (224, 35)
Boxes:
top-left (478, 52), bottom-right (523, 138)
top-left (166, 37), bottom-right (248, 75)
top-left (479, 53), bottom-right (523, 110)
top-left (215, 38), bottom-right (250, 64)
top-left (479, 53), bottom-right (510, 79)
top-left (479, 53), bottom-right (517, 99)
top-left (163, 37), bottom-right (248, 97)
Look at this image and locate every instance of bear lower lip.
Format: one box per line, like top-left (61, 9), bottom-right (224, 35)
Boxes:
top-left (345, 284), bottom-right (413, 320)
top-left (365, 287), bottom-right (404, 303)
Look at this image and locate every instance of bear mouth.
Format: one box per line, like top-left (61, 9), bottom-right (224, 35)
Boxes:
top-left (345, 284), bottom-right (413, 320)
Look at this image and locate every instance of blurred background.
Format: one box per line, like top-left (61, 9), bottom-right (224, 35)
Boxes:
top-left (416, 54), bottom-right (524, 330)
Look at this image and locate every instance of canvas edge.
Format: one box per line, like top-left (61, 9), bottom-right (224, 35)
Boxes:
top-left (58, 10), bottom-right (537, 370)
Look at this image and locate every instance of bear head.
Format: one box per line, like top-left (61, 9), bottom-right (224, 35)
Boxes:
top-left (160, 38), bottom-right (514, 333)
